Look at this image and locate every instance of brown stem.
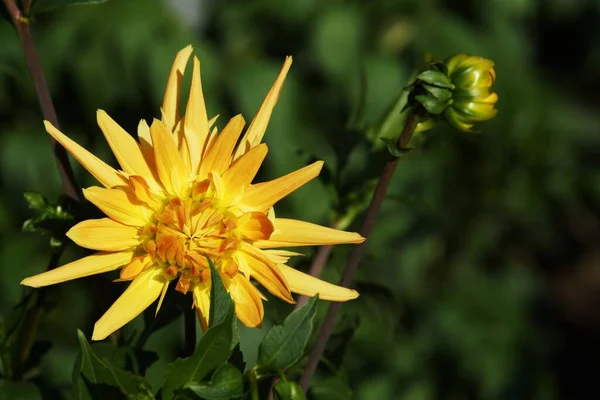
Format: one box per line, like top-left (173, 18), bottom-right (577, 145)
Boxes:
top-left (299, 113), bottom-right (419, 392)
top-left (3, 0), bottom-right (80, 201)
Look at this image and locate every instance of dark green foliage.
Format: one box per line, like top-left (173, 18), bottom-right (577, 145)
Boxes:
top-left (185, 363), bottom-right (243, 400)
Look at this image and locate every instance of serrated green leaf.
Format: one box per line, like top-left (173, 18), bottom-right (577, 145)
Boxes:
top-left (74, 330), bottom-right (152, 399)
top-left (185, 363), bottom-right (243, 400)
top-left (257, 296), bottom-right (318, 373)
top-left (29, 0), bottom-right (110, 14)
top-left (162, 309), bottom-right (235, 400)
top-left (207, 256), bottom-right (233, 328)
top-left (274, 381), bottom-right (306, 400)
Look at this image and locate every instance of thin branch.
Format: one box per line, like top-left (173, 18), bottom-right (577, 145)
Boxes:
top-left (299, 113), bottom-right (419, 392)
top-left (3, 0), bottom-right (80, 201)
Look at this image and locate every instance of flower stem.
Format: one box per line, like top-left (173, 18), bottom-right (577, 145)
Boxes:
top-left (2, 0), bottom-right (80, 201)
top-left (184, 308), bottom-right (196, 357)
top-left (299, 112), bottom-right (419, 392)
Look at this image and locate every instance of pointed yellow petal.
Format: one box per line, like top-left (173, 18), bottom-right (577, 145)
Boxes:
top-left (92, 268), bottom-right (165, 340)
top-left (226, 274), bottom-right (264, 328)
top-left (184, 57), bottom-right (209, 172)
top-left (150, 119), bottom-right (190, 195)
top-left (21, 251), bottom-right (134, 288)
top-left (263, 249), bottom-right (303, 264)
top-left (277, 264), bottom-right (359, 302)
top-left (44, 121), bottom-right (126, 188)
top-left (240, 244), bottom-right (294, 303)
top-left (233, 57), bottom-right (292, 160)
top-left (155, 281), bottom-right (170, 316)
top-left (137, 120), bottom-right (157, 173)
top-left (240, 161), bottom-right (323, 212)
top-left (199, 115), bottom-right (245, 178)
top-left (96, 110), bottom-right (161, 191)
top-left (67, 218), bottom-right (141, 251)
top-left (255, 218), bottom-right (365, 248)
top-left (222, 144), bottom-right (268, 199)
top-left (83, 187), bottom-right (150, 227)
top-left (162, 45), bottom-right (193, 131)
top-left (193, 284), bottom-right (210, 332)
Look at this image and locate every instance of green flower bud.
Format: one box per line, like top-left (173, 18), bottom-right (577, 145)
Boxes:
top-left (406, 53), bottom-right (498, 132)
top-left (443, 54), bottom-right (498, 132)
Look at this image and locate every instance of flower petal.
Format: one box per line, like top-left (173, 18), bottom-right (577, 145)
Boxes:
top-left (162, 45), bottom-right (193, 131)
top-left (277, 264), bottom-right (359, 302)
top-left (21, 251), bottom-right (134, 288)
top-left (193, 284), bottom-right (210, 332)
top-left (199, 115), bottom-right (245, 178)
top-left (238, 211), bottom-right (274, 241)
top-left (255, 218), bottom-right (365, 248)
top-left (150, 119), bottom-right (190, 195)
top-left (96, 110), bottom-right (161, 191)
top-left (184, 57), bottom-right (210, 173)
top-left (222, 144), bottom-right (268, 200)
top-left (240, 161), bottom-right (323, 212)
top-left (83, 187), bottom-right (150, 227)
top-left (225, 274), bottom-right (264, 328)
top-left (239, 244), bottom-right (294, 303)
top-left (44, 121), bottom-right (126, 188)
top-left (233, 57), bottom-right (293, 160)
top-left (67, 218), bottom-right (141, 251)
top-left (92, 267), bottom-right (165, 340)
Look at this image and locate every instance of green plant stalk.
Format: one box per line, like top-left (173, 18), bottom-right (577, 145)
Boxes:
top-left (250, 367), bottom-right (260, 400)
top-left (299, 113), bottom-right (419, 392)
top-left (2, 0), bottom-right (80, 201)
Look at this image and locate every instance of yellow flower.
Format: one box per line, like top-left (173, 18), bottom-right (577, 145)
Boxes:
top-left (21, 46), bottom-right (364, 340)
top-left (443, 54), bottom-right (498, 132)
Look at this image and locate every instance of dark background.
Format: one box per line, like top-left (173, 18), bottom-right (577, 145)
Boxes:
top-left (1, 0), bottom-right (600, 398)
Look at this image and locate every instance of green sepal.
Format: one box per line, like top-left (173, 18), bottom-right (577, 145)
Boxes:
top-left (416, 70), bottom-right (453, 89)
top-left (415, 94), bottom-right (450, 115)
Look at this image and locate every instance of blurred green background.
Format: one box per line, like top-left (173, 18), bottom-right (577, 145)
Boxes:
top-left (2, 0), bottom-right (600, 398)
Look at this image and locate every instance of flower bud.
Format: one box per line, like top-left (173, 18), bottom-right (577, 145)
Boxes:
top-left (443, 54), bottom-right (498, 132)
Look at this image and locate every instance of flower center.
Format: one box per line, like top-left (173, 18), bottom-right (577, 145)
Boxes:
top-left (146, 194), bottom-right (241, 294)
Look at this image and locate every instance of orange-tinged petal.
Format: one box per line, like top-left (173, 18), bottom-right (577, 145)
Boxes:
top-left (83, 187), bottom-right (150, 227)
top-left (239, 244), bottom-right (294, 303)
top-left (277, 264), bottom-right (359, 302)
top-left (150, 119), bottom-right (190, 195)
top-left (199, 115), bottom-right (245, 178)
top-left (67, 218), bottom-right (141, 251)
top-left (44, 121), bottom-right (126, 188)
top-left (92, 267), bottom-right (165, 340)
top-left (240, 161), bottom-right (323, 212)
top-left (193, 284), bottom-right (210, 332)
top-left (120, 254), bottom-right (154, 280)
top-left (96, 110), bottom-right (161, 191)
top-left (225, 274), bottom-right (264, 328)
top-left (184, 57), bottom-right (210, 172)
top-left (238, 212), bottom-right (274, 241)
top-left (222, 144), bottom-right (268, 199)
top-left (21, 251), bottom-right (134, 288)
top-left (255, 218), bottom-right (365, 248)
top-left (233, 56), bottom-right (293, 160)
top-left (162, 45), bottom-right (193, 131)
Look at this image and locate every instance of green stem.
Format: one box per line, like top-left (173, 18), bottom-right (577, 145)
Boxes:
top-left (299, 113), bottom-right (419, 392)
top-left (250, 368), bottom-right (260, 400)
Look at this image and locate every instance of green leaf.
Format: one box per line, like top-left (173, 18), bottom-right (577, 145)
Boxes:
top-left (256, 296), bottom-right (318, 374)
top-left (162, 309), bottom-right (235, 400)
top-left (207, 255), bottom-right (234, 328)
top-left (74, 330), bottom-right (153, 400)
top-left (415, 94), bottom-right (449, 115)
top-left (22, 192), bottom-right (75, 249)
top-left (416, 70), bottom-right (453, 89)
top-left (30, 0), bottom-right (110, 15)
top-left (185, 363), bottom-right (243, 400)
top-left (0, 380), bottom-right (42, 400)
top-left (274, 381), bottom-right (307, 400)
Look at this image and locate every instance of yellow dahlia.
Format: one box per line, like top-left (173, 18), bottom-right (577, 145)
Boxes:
top-left (21, 46), bottom-right (364, 340)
